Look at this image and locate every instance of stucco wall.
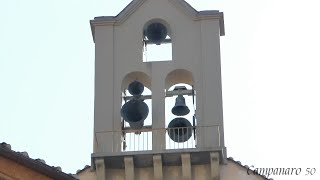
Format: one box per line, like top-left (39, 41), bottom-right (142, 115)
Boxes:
top-left (77, 168), bottom-right (97, 180)
top-left (0, 156), bottom-right (52, 180)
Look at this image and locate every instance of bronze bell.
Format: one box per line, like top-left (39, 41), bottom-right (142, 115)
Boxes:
top-left (128, 80), bottom-right (144, 96)
top-left (145, 22), bottom-right (167, 45)
top-left (121, 99), bottom-right (149, 129)
top-left (171, 95), bottom-right (190, 116)
top-left (167, 117), bottom-right (192, 142)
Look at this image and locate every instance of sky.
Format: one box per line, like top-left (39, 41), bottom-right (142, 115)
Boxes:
top-left (1, 0), bottom-right (320, 179)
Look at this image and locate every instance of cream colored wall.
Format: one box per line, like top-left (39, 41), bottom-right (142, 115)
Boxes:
top-left (0, 156), bottom-right (53, 180)
top-left (77, 161), bottom-right (266, 180)
top-left (93, 0), bottom-right (224, 154)
top-left (221, 162), bottom-right (267, 180)
top-left (77, 168), bottom-right (97, 180)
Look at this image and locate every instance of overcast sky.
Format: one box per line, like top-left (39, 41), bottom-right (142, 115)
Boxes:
top-left (1, 0), bottom-right (320, 179)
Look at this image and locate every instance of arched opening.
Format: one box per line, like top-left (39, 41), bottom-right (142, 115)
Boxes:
top-left (121, 71), bottom-right (152, 151)
top-left (164, 69), bottom-right (196, 149)
top-left (142, 19), bottom-right (172, 62)
top-left (165, 69), bottom-right (194, 90)
top-left (121, 71), bottom-right (151, 91)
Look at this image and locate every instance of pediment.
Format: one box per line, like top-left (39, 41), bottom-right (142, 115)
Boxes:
top-left (90, 0), bottom-right (224, 41)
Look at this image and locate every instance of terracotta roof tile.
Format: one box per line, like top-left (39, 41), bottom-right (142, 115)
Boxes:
top-left (76, 165), bottom-right (91, 174)
top-left (0, 142), bottom-right (78, 180)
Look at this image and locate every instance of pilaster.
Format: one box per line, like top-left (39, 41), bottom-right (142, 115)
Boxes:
top-left (124, 156), bottom-right (134, 180)
top-left (95, 158), bottom-right (106, 180)
top-left (153, 155), bottom-right (163, 180)
top-left (210, 152), bottom-right (220, 180)
top-left (181, 153), bottom-right (191, 180)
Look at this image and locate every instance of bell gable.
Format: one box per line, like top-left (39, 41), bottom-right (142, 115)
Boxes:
top-left (90, 0), bottom-right (224, 42)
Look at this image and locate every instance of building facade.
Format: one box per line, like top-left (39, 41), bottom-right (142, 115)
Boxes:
top-left (80, 0), bottom-right (270, 180)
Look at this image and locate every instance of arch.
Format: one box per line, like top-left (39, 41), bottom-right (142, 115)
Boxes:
top-left (165, 69), bottom-right (194, 90)
top-left (122, 71), bottom-right (151, 92)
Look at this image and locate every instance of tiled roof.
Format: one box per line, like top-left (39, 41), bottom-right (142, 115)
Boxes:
top-left (0, 142), bottom-right (78, 180)
top-left (228, 157), bottom-right (274, 180)
top-left (76, 165), bottom-right (91, 174)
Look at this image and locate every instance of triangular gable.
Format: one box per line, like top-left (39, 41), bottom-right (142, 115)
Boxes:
top-left (90, 0), bottom-right (225, 41)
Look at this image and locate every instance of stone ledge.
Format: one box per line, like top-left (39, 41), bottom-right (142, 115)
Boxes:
top-left (91, 148), bottom-right (226, 169)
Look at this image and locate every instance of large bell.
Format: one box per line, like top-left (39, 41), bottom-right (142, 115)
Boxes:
top-left (145, 22), bottom-right (167, 45)
top-left (167, 118), bottom-right (192, 142)
top-left (171, 95), bottom-right (190, 116)
top-left (121, 99), bottom-right (149, 129)
top-left (128, 80), bottom-right (144, 96)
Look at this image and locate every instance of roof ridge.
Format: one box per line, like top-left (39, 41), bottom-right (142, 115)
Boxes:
top-left (0, 142), bottom-right (78, 180)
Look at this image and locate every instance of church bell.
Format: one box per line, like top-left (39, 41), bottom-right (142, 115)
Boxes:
top-left (145, 22), bottom-right (168, 45)
top-left (168, 117), bottom-right (192, 142)
top-left (171, 95), bottom-right (190, 116)
top-left (121, 99), bottom-right (149, 129)
top-left (128, 80), bottom-right (144, 96)
top-left (121, 81), bottom-right (149, 129)
top-left (167, 86), bottom-right (193, 142)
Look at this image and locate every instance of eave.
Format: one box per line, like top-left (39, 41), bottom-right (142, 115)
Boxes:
top-left (0, 143), bottom-right (77, 180)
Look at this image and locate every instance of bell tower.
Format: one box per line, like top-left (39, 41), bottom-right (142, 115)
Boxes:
top-left (90, 0), bottom-right (226, 179)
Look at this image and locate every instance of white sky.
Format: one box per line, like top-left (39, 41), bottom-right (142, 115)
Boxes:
top-left (1, 0), bottom-right (320, 179)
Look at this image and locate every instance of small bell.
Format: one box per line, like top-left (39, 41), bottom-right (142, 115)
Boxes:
top-left (171, 95), bottom-right (190, 116)
top-left (128, 80), bottom-right (144, 96)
